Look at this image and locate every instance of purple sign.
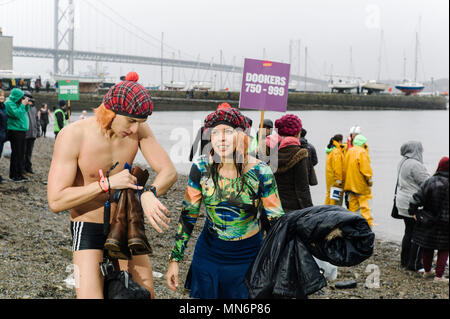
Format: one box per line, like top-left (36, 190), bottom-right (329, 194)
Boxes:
top-left (239, 58), bottom-right (291, 112)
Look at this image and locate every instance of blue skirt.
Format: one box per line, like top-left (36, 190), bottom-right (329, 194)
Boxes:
top-left (185, 227), bottom-right (262, 299)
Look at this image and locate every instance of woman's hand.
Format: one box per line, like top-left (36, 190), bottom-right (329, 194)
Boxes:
top-left (166, 261), bottom-right (179, 292)
top-left (141, 192), bottom-right (170, 233)
top-left (108, 169), bottom-right (143, 190)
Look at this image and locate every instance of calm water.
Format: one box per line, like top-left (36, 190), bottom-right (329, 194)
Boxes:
top-left (68, 109), bottom-right (449, 243)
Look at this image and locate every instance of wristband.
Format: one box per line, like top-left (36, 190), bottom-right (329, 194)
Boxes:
top-left (99, 169), bottom-right (109, 192)
top-left (145, 185), bottom-right (157, 198)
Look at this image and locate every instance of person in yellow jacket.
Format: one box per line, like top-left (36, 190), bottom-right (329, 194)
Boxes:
top-left (344, 126), bottom-right (370, 156)
top-left (324, 134), bottom-right (345, 205)
top-left (343, 134), bottom-right (374, 227)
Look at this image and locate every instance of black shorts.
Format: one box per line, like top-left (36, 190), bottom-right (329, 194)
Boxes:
top-left (70, 221), bottom-right (107, 252)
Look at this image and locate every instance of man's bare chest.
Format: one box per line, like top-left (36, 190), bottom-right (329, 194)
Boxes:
top-left (77, 137), bottom-right (140, 182)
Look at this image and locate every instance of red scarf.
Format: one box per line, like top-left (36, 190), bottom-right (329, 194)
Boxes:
top-left (266, 133), bottom-right (301, 150)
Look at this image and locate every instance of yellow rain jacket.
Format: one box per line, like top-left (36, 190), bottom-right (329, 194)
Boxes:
top-left (343, 135), bottom-right (373, 196)
top-left (325, 140), bottom-right (345, 188)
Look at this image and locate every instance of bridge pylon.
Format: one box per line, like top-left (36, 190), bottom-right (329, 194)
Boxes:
top-left (53, 0), bottom-right (75, 75)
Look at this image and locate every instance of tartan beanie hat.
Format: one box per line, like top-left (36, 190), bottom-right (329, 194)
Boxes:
top-left (103, 81), bottom-right (153, 119)
top-left (204, 108), bottom-right (248, 131)
top-left (275, 114), bottom-right (303, 137)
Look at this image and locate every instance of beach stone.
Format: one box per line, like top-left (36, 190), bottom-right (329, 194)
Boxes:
top-left (0, 137), bottom-right (448, 299)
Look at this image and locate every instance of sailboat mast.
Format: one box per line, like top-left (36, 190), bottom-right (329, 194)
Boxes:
top-left (304, 46), bottom-right (308, 91)
top-left (161, 32), bottom-right (164, 89)
top-left (350, 46), bottom-right (354, 77)
top-left (171, 52), bottom-right (175, 83)
top-left (377, 30), bottom-right (383, 81)
top-left (414, 31), bottom-right (419, 82)
top-left (297, 39), bottom-right (301, 91)
top-left (403, 51), bottom-right (407, 80)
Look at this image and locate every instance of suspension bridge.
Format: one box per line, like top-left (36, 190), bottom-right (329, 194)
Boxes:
top-left (1, 0), bottom-right (327, 89)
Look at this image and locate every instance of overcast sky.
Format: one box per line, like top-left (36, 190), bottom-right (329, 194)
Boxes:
top-left (0, 0), bottom-right (448, 88)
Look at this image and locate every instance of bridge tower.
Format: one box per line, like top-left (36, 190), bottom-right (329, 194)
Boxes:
top-left (53, 0), bottom-right (75, 75)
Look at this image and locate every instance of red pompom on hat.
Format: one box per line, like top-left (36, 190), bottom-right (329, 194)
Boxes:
top-left (275, 114), bottom-right (303, 137)
top-left (204, 108), bottom-right (248, 131)
top-left (126, 71), bottom-right (139, 82)
top-left (437, 156), bottom-right (449, 172)
top-left (217, 102), bottom-right (232, 110)
top-left (103, 81), bottom-right (153, 119)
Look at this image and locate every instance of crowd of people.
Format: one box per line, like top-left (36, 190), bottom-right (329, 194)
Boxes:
top-left (395, 142), bottom-right (449, 283)
top-left (173, 104), bottom-right (448, 295)
top-left (0, 88), bottom-right (87, 183)
top-left (1, 72), bottom-right (448, 299)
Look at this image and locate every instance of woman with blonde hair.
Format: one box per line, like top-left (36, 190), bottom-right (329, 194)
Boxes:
top-left (166, 107), bottom-right (285, 299)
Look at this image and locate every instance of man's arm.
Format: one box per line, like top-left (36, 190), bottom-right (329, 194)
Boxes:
top-left (137, 123), bottom-right (178, 233)
top-left (47, 126), bottom-right (141, 213)
top-left (47, 126), bottom-right (101, 213)
top-left (55, 111), bottom-right (64, 129)
top-left (359, 151), bottom-right (373, 186)
top-left (5, 102), bottom-right (29, 120)
top-left (309, 144), bottom-right (318, 167)
top-left (138, 123), bottom-right (178, 196)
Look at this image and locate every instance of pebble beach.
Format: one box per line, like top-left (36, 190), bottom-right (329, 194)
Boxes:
top-left (0, 137), bottom-right (448, 299)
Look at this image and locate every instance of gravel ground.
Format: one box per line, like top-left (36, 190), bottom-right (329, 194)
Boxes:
top-left (0, 137), bottom-right (448, 299)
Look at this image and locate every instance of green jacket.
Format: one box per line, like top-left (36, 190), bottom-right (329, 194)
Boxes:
top-left (6, 88), bottom-right (29, 132)
top-left (54, 108), bottom-right (67, 133)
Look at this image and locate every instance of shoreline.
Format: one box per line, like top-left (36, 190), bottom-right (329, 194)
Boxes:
top-left (5, 91), bottom-right (448, 112)
top-left (0, 137), bottom-right (448, 299)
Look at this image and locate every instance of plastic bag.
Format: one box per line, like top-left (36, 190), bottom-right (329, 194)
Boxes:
top-left (313, 257), bottom-right (338, 281)
top-left (2, 141), bottom-right (11, 158)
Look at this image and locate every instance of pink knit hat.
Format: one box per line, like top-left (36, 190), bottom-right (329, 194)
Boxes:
top-left (275, 114), bottom-right (302, 137)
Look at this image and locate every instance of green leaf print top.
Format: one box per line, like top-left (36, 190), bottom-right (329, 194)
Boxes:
top-left (170, 155), bottom-right (285, 262)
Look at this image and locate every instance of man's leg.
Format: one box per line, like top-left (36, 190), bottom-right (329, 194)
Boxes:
top-left (73, 250), bottom-right (104, 299)
top-left (358, 195), bottom-right (373, 227)
top-left (348, 193), bottom-right (360, 213)
top-left (24, 138), bottom-right (35, 172)
top-left (421, 248), bottom-right (434, 274)
top-left (16, 131), bottom-right (26, 177)
top-left (435, 250), bottom-right (449, 278)
top-left (121, 255), bottom-right (155, 299)
top-left (8, 130), bottom-right (19, 179)
top-left (401, 218), bottom-right (414, 268)
top-left (348, 193), bottom-right (373, 227)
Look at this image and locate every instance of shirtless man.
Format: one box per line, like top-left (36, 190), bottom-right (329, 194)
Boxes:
top-left (47, 81), bottom-right (177, 299)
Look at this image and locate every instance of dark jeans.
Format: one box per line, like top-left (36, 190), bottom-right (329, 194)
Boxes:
top-left (401, 217), bottom-right (423, 271)
top-left (23, 138), bottom-right (36, 172)
top-left (0, 140), bottom-right (4, 157)
top-left (7, 130), bottom-right (26, 179)
top-left (0, 137), bottom-right (4, 180)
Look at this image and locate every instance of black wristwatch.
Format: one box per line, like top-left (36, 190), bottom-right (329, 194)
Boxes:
top-left (145, 185), bottom-right (157, 198)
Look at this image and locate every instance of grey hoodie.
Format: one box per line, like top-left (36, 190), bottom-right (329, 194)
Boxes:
top-left (395, 141), bottom-right (430, 217)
